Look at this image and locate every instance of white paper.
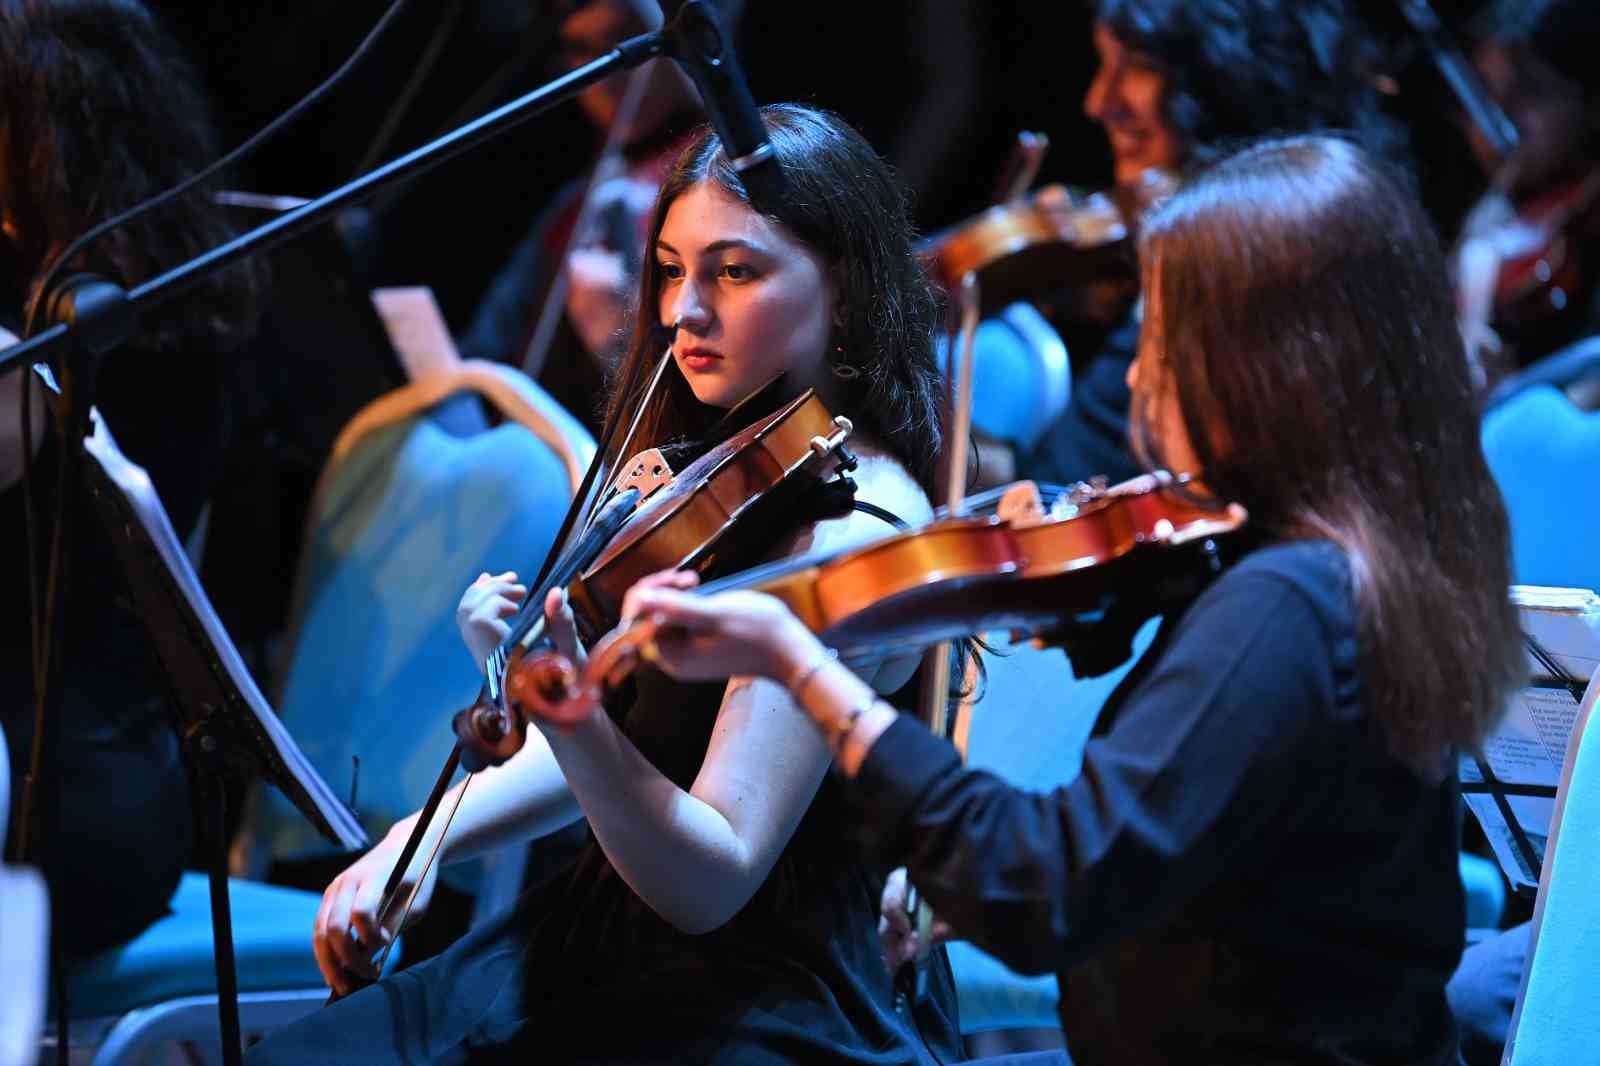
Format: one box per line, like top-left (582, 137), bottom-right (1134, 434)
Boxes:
top-left (82, 410), bottom-right (366, 851)
top-left (1462, 586), bottom-right (1600, 892)
top-left (371, 286), bottom-right (461, 383)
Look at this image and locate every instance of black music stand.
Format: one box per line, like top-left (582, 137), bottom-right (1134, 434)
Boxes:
top-left (79, 409), bottom-right (366, 1066)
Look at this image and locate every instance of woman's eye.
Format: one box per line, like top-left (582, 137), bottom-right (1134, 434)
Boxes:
top-left (658, 262), bottom-right (683, 280)
top-left (721, 263), bottom-right (753, 281)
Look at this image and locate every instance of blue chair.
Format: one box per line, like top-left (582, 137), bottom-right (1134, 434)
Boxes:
top-left (63, 873), bottom-right (338, 1065)
top-left (1503, 676), bottom-right (1600, 1064)
top-left (1485, 334), bottom-right (1600, 412)
top-left (42, 424), bottom-right (360, 1064)
top-left (937, 302), bottom-right (1071, 452)
top-left (947, 628), bottom-right (1153, 1040)
top-left (2, 721), bottom-right (50, 1066)
top-left (1483, 381), bottom-right (1600, 593)
top-left (246, 361), bottom-right (594, 899)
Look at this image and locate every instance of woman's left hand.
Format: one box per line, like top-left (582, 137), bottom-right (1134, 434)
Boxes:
top-left (622, 570), bottom-right (820, 685)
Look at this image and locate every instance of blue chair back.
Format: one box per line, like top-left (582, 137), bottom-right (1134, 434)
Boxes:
top-left (1503, 686), bottom-right (1600, 1064)
top-left (1482, 384), bottom-right (1600, 592)
top-left (937, 302), bottom-right (1071, 452)
top-left (947, 626), bottom-right (1155, 1035)
top-left (253, 366), bottom-right (592, 891)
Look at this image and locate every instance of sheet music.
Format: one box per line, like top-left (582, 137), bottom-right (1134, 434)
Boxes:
top-left (1461, 585), bottom-right (1600, 892)
top-left (82, 410), bottom-right (366, 851)
top-left (371, 286), bottom-right (461, 383)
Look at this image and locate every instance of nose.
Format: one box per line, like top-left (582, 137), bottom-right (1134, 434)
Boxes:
top-left (665, 275), bottom-right (713, 334)
top-left (1084, 66), bottom-right (1111, 124)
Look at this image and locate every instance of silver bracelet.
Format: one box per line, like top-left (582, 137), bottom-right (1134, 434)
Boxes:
top-left (787, 646), bottom-right (839, 703)
top-left (829, 691), bottom-right (879, 757)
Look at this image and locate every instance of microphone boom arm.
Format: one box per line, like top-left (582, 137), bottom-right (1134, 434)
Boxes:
top-left (0, 29), bottom-right (666, 377)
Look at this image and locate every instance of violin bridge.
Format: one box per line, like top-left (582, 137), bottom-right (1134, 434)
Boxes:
top-left (613, 447), bottom-right (674, 502)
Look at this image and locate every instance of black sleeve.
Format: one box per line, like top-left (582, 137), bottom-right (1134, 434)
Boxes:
top-left (847, 570), bottom-right (1343, 975)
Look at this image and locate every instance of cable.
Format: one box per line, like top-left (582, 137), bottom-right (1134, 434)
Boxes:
top-left (21, 0), bottom-right (413, 339)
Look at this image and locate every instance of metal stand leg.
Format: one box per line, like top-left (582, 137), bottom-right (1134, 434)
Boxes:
top-left (196, 756), bottom-right (242, 1066)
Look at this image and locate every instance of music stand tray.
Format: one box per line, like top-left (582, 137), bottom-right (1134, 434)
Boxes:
top-left (80, 409), bottom-right (366, 1064)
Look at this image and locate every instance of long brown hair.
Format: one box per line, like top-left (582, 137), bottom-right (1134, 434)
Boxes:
top-left (1135, 135), bottom-right (1524, 773)
top-left (600, 104), bottom-right (945, 493)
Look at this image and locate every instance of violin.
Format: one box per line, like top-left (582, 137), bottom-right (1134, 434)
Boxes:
top-left (503, 472), bottom-right (1248, 727)
top-left (1469, 170), bottom-right (1600, 336)
top-left (455, 385), bottom-right (855, 768)
top-left (337, 382), bottom-right (855, 1000)
top-left (917, 165), bottom-right (1174, 322)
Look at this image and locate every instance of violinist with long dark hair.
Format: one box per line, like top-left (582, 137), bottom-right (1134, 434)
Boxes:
top-left (0, 0), bottom-right (262, 955)
top-left (250, 104), bottom-right (961, 1065)
top-left (1018, 0), bottom-right (1403, 489)
top-left (610, 136), bottom-right (1527, 1064)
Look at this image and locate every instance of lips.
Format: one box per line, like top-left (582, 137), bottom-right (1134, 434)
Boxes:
top-left (679, 346), bottom-right (723, 370)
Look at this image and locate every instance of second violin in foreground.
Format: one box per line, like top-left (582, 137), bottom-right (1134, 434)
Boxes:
top-left (504, 471), bottom-right (1248, 729)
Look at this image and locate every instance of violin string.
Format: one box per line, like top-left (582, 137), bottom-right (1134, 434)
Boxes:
top-left (583, 338), bottom-right (677, 539)
top-left (371, 773), bottom-right (473, 975)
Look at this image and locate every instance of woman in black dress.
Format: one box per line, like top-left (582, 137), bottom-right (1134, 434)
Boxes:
top-left (250, 104), bottom-right (962, 1064)
top-left (618, 135), bottom-right (1528, 1065)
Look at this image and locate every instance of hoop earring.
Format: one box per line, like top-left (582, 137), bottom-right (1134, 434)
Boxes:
top-left (829, 342), bottom-right (861, 381)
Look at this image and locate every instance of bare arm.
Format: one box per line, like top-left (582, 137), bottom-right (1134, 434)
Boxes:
top-left (539, 464), bottom-right (928, 934)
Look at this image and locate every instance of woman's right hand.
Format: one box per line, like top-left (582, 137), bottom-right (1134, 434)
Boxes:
top-left (312, 821), bottom-right (439, 996)
top-left (457, 571), bottom-right (526, 670)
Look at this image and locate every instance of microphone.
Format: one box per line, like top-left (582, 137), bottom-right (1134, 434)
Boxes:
top-left (657, 1), bottom-right (786, 211)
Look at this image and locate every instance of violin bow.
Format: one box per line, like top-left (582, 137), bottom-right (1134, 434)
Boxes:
top-left (898, 227), bottom-right (989, 995)
top-left (347, 329), bottom-right (680, 993)
top-left (1391, 0), bottom-right (1520, 172)
top-left (518, 1), bottom-right (665, 381)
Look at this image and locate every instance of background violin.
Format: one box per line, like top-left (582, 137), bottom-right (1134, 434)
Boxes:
top-left (917, 131), bottom-right (1173, 323)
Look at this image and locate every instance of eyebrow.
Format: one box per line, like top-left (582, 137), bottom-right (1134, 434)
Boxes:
top-left (655, 238), bottom-right (769, 257)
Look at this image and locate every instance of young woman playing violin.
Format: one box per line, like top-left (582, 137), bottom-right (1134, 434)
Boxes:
top-left (587, 136), bottom-right (1527, 1065)
top-left (247, 104), bottom-right (962, 1064)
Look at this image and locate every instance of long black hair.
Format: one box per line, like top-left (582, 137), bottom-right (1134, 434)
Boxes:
top-left (0, 0), bottom-right (262, 347)
top-left (601, 103), bottom-right (946, 494)
top-left (1135, 134), bottom-right (1524, 774)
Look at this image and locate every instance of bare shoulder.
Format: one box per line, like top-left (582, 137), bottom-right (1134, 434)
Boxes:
top-left (791, 442), bottom-right (932, 559)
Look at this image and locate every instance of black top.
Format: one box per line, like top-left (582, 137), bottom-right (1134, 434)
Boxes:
top-left (246, 481), bottom-right (961, 1065)
top-left (2, 339), bottom-right (228, 952)
top-left (1019, 313), bottom-right (1142, 488)
top-left (846, 540), bottom-right (1466, 1065)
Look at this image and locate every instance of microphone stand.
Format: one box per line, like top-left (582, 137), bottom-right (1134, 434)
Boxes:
top-left (0, 25), bottom-right (667, 1066)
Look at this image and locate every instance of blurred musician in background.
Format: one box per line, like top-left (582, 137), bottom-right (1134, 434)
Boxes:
top-left (1015, 0), bottom-right (1404, 488)
top-left (1451, 0), bottom-right (1600, 389)
top-left (0, 0), bottom-right (263, 955)
top-left (455, 0), bottom-right (736, 433)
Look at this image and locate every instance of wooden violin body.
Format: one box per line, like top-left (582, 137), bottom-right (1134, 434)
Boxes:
top-left (736, 472), bottom-right (1244, 658)
top-left (567, 388), bottom-right (853, 633)
top-left (918, 170), bottom-right (1175, 321)
top-left (457, 387), bottom-right (854, 765)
